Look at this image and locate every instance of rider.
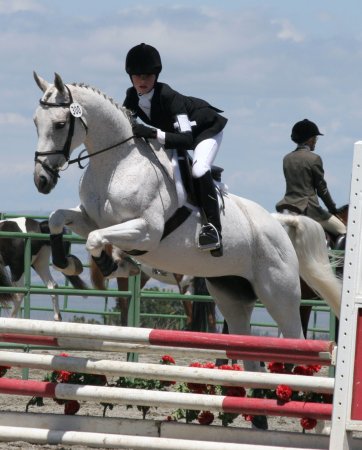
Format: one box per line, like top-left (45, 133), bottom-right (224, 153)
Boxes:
top-left (275, 119), bottom-right (346, 246)
top-left (123, 43), bottom-right (228, 256)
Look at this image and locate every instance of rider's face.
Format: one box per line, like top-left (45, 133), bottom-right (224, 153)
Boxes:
top-left (131, 74), bottom-right (156, 95)
top-left (308, 136), bottom-right (318, 151)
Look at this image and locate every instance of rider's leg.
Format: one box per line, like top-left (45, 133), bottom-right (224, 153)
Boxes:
top-left (192, 132), bottom-right (223, 253)
top-left (319, 215), bottom-right (347, 249)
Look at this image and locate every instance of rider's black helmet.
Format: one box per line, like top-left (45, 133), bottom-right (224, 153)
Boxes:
top-left (291, 119), bottom-right (323, 144)
top-left (125, 43), bottom-right (162, 76)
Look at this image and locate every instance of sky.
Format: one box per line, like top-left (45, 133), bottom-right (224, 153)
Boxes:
top-left (1, 0), bottom-right (362, 215)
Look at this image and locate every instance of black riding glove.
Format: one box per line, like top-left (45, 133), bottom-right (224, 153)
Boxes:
top-left (132, 124), bottom-right (157, 139)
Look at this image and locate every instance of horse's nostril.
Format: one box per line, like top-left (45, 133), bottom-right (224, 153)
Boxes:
top-left (39, 175), bottom-right (48, 190)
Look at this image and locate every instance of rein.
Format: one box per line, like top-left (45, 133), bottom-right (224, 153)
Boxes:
top-left (67, 136), bottom-right (134, 169)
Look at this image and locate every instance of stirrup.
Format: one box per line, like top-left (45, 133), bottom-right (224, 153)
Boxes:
top-left (198, 223), bottom-right (221, 251)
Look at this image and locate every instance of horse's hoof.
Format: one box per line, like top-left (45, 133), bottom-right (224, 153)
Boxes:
top-left (54, 255), bottom-right (83, 276)
top-left (54, 314), bottom-right (62, 322)
top-left (108, 258), bottom-right (140, 278)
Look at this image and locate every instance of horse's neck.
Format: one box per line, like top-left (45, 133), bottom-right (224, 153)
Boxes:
top-left (74, 86), bottom-right (131, 153)
top-left (75, 85), bottom-right (178, 214)
top-left (77, 85), bottom-right (173, 177)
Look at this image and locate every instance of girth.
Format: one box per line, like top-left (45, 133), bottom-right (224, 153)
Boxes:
top-left (126, 205), bottom-right (192, 256)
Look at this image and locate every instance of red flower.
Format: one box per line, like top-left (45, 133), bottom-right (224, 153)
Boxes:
top-left (64, 400), bottom-right (80, 415)
top-left (187, 383), bottom-right (207, 394)
top-left (57, 370), bottom-right (72, 383)
top-left (59, 353), bottom-right (69, 358)
top-left (189, 362), bottom-right (202, 368)
top-left (0, 365), bottom-right (10, 378)
top-left (308, 364), bottom-right (321, 374)
top-left (225, 387), bottom-right (246, 397)
top-left (292, 365), bottom-right (308, 376)
top-left (276, 385), bottom-right (293, 402)
top-left (203, 362), bottom-right (216, 369)
top-left (198, 410), bottom-right (214, 425)
top-left (267, 362), bottom-right (285, 373)
top-left (243, 414), bottom-right (254, 422)
top-left (300, 417), bottom-right (317, 430)
top-left (161, 355), bottom-right (175, 365)
top-left (217, 364), bottom-right (233, 371)
top-left (231, 364), bottom-right (242, 371)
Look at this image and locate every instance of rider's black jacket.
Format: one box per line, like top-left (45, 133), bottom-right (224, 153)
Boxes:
top-left (123, 82), bottom-right (227, 150)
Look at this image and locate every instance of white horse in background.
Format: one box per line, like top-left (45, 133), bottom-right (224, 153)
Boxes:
top-left (32, 73), bottom-right (342, 376)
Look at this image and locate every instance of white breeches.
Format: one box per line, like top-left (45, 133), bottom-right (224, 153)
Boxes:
top-left (319, 215), bottom-right (347, 236)
top-left (192, 131), bottom-right (223, 179)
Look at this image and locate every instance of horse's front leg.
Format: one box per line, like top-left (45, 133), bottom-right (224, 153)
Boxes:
top-left (86, 218), bottom-right (158, 279)
top-left (49, 206), bottom-right (96, 277)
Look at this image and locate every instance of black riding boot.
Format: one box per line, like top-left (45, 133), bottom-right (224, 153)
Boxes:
top-left (194, 171), bottom-right (223, 256)
top-left (334, 233), bottom-right (346, 251)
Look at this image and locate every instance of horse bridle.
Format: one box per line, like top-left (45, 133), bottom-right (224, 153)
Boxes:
top-left (34, 85), bottom-right (89, 181)
top-left (35, 85), bottom-right (134, 181)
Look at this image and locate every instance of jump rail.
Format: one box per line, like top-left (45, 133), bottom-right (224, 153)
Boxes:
top-left (0, 317), bottom-right (335, 365)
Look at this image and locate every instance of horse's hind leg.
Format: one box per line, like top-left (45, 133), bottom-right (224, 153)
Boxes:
top-left (205, 276), bottom-right (260, 372)
top-left (206, 276), bottom-right (268, 431)
top-left (254, 264), bottom-right (303, 340)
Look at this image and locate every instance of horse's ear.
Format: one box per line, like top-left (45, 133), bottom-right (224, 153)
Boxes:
top-left (54, 72), bottom-right (66, 94)
top-left (33, 71), bottom-right (49, 93)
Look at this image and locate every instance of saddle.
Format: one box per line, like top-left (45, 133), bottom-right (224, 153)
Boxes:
top-left (176, 150), bottom-right (224, 206)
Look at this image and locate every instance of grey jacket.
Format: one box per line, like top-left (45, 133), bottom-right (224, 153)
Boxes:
top-left (275, 146), bottom-right (336, 222)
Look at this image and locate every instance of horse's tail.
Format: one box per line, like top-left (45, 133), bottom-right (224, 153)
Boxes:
top-left (273, 213), bottom-right (342, 318)
top-left (0, 257), bottom-right (15, 303)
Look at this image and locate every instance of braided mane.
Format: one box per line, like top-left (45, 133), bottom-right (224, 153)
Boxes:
top-left (71, 82), bottom-right (135, 124)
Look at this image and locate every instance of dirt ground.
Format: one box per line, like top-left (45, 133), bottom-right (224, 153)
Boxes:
top-left (0, 348), bottom-right (331, 449)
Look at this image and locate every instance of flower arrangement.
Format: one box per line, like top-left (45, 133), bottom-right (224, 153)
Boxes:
top-left (111, 354), bottom-right (177, 419)
top-left (170, 360), bottom-right (332, 431)
top-left (23, 351), bottom-right (332, 431)
top-left (248, 362), bottom-right (333, 431)
top-left (171, 362), bottom-right (246, 426)
top-left (26, 353), bottom-right (108, 415)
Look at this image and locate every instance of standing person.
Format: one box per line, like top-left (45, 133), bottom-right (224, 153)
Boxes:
top-left (123, 43), bottom-right (228, 256)
top-left (276, 119), bottom-right (346, 245)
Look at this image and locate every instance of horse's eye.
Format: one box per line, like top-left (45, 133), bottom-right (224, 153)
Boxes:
top-left (54, 122), bottom-right (66, 129)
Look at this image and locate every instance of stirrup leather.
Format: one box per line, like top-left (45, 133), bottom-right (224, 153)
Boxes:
top-left (198, 223), bottom-right (221, 251)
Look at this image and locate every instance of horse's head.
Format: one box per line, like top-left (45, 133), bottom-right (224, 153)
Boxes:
top-left (33, 72), bottom-right (88, 194)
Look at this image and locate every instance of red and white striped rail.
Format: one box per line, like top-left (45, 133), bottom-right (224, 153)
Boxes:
top-left (0, 350), bottom-right (334, 393)
top-left (0, 377), bottom-right (332, 420)
top-left (0, 317), bottom-right (334, 365)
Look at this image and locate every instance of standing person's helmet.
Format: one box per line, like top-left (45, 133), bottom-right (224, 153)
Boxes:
top-left (125, 43), bottom-right (162, 76)
top-left (291, 119), bottom-right (323, 144)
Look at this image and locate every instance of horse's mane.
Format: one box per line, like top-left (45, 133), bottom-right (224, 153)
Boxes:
top-left (70, 82), bottom-right (136, 125)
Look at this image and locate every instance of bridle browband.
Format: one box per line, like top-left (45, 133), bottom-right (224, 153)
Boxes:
top-left (34, 84), bottom-right (133, 181)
